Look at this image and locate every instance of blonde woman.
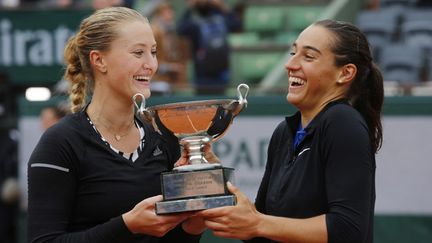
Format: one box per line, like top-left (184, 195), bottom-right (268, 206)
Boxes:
top-left (28, 7), bottom-right (202, 243)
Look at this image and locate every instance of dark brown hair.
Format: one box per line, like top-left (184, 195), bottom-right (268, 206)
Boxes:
top-left (315, 19), bottom-right (384, 153)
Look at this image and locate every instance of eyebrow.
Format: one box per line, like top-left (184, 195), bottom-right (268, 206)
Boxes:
top-left (132, 42), bottom-right (157, 48)
top-left (292, 43), bottom-right (322, 55)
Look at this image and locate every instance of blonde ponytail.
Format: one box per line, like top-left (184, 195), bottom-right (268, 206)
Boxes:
top-left (63, 36), bottom-right (89, 113)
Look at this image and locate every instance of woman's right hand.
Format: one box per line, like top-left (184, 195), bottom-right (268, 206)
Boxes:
top-left (197, 182), bottom-right (261, 240)
top-left (122, 195), bottom-right (192, 237)
top-left (174, 144), bottom-right (220, 168)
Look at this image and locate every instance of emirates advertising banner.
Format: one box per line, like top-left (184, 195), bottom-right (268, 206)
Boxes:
top-left (0, 9), bottom-right (92, 84)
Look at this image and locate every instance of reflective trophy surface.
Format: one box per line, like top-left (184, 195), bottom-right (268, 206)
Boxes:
top-left (133, 84), bottom-right (249, 214)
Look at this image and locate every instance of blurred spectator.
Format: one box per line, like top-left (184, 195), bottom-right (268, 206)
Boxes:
top-left (122, 0), bottom-right (133, 8)
top-left (177, 0), bottom-right (241, 95)
top-left (365, 0), bottom-right (380, 10)
top-left (227, 1), bottom-right (245, 33)
top-left (151, 1), bottom-right (190, 92)
top-left (92, 0), bottom-right (134, 10)
top-left (416, 0), bottom-right (432, 7)
top-left (40, 105), bottom-right (67, 131)
top-left (16, 0), bottom-right (136, 9)
top-left (18, 0), bottom-right (76, 9)
top-left (92, 0), bottom-right (121, 9)
top-left (0, 128), bottom-right (19, 243)
top-left (0, 0), bottom-right (19, 8)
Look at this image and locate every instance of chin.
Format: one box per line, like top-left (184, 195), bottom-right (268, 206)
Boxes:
top-left (287, 93), bottom-right (295, 104)
top-left (131, 89), bottom-right (151, 103)
top-left (287, 93), bottom-right (300, 107)
top-left (142, 89), bottom-right (151, 99)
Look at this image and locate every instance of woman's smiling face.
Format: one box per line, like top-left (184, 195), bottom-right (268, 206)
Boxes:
top-left (285, 24), bottom-right (345, 113)
top-left (97, 20), bottom-right (158, 101)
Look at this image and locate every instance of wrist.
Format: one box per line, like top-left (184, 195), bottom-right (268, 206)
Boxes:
top-left (122, 211), bottom-right (138, 234)
top-left (254, 212), bottom-right (267, 238)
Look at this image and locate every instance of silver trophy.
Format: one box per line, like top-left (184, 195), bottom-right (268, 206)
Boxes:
top-left (133, 84), bottom-right (249, 214)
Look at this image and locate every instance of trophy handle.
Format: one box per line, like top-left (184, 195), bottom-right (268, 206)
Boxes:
top-left (225, 83), bottom-right (250, 117)
top-left (237, 83), bottom-right (249, 107)
top-left (132, 93), bottom-right (153, 122)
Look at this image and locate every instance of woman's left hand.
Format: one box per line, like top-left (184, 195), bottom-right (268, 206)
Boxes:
top-left (196, 182), bottom-right (262, 240)
top-left (202, 144), bottom-right (220, 163)
top-left (174, 147), bottom-right (189, 167)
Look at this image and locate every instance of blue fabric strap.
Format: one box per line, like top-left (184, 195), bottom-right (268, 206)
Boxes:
top-left (293, 123), bottom-right (306, 151)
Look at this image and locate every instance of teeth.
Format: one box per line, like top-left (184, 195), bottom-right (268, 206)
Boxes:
top-left (134, 75), bottom-right (150, 81)
top-left (289, 77), bottom-right (306, 85)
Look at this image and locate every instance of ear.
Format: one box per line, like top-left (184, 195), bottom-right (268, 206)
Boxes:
top-left (337, 64), bottom-right (357, 84)
top-left (89, 50), bottom-right (107, 73)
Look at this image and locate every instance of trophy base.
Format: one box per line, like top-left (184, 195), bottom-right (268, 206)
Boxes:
top-left (155, 195), bottom-right (236, 214)
top-left (156, 166), bottom-right (236, 215)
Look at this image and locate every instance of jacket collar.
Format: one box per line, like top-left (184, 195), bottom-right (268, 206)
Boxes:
top-left (285, 98), bottom-right (350, 134)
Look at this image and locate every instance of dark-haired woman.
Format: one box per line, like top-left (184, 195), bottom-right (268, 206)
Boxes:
top-left (198, 19), bottom-right (384, 243)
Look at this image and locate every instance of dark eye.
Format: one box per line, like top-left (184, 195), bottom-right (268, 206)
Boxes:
top-left (133, 50), bottom-right (144, 57)
top-left (289, 51), bottom-right (295, 56)
top-left (151, 49), bottom-right (157, 57)
top-left (305, 54), bottom-right (314, 60)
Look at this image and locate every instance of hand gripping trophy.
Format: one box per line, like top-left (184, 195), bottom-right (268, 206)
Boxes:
top-left (132, 84), bottom-right (249, 214)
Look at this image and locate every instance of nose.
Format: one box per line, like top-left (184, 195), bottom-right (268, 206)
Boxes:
top-left (144, 59), bottom-right (158, 75)
top-left (284, 54), bottom-right (299, 74)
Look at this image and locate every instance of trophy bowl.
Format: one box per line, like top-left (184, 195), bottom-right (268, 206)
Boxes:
top-left (133, 84), bottom-right (249, 214)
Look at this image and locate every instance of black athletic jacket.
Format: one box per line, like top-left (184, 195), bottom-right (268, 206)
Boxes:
top-left (27, 109), bottom-right (200, 243)
top-left (247, 99), bottom-right (376, 243)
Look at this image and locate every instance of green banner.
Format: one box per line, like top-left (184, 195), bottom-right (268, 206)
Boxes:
top-left (0, 9), bottom-right (92, 85)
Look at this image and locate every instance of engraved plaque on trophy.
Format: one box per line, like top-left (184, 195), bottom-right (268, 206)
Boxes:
top-left (133, 84), bottom-right (249, 214)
